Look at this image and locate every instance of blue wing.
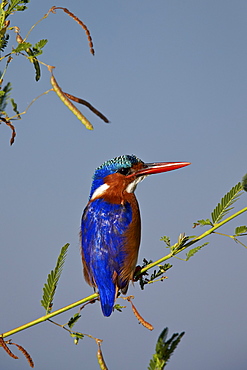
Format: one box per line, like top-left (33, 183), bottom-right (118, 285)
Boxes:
top-left (81, 198), bottom-right (132, 316)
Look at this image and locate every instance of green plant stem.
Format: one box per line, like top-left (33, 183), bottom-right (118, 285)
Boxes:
top-left (1, 293), bottom-right (98, 339)
top-left (140, 206), bottom-right (247, 274)
top-left (1, 207), bottom-right (246, 339)
top-left (213, 232), bottom-right (247, 248)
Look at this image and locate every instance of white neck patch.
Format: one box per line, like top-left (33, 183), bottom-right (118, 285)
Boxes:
top-left (90, 175), bottom-right (147, 199)
top-left (90, 183), bottom-right (110, 200)
top-left (126, 175), bottom-right (147, 193)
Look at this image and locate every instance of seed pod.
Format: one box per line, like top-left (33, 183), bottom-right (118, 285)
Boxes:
top-left (52, 7), bottom-right (95, 55)
top-left (0, 338), bottom-right (18, 359)
top-left (10, 342), bottom-right (34, 368)
top-left (128, 297), bottom-right (154, 331)
top-left (50, 74), bottom-right (93, 130)
top-left (0, 117), bottom-right (16, 145)
top-left (16, 33), bottom-right (23, 44)
top-left (96, 341), bottom-right (108, 370)
top-left (64, 92), bottom-right (109, 123)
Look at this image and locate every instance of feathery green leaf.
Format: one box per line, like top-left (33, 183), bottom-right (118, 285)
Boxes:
top-left (234, 226), bottom-right (247, 236)
top-left (0, 6), bottom-right (6, 30)
top-left (16, 43), bottom-right (41, 81)
top-left (41, 243), bottom-right (69, 314)
top-left (114, 304), bottom-right (126, 312)
top-left (70, 332), bottom-right (84, 345)
top-left (31, 56), bottom-right (41, 81)
top-left (242, 174), bottom-right (247, 192)
top-left (149, 263), bottom-right (172, 282)
top-left (34, 39), bottom-right (48, 50)
top-left (12, 42), bottom-right (32, 53)
top-left (0, 81), bottom-right (11, 112)
top-left (171, 233), bottom-right (189, 253)
top-left (186, 243), bottom-right (209, 261)
top-left (67, 313), bottom-right (81, 329)
top-left (160, 236), bottom-right (170, 247)
top-left (0, 33), bottom-right (9, 52)
top-left (5, 0), bottom-right (29, 17)
top-left (138, 259), bottom-right (172, 290)
top-left (211, 182), bottom-right (243, 224)
top-left (193, 219), bottom-right (213, 228)
top-left (10, 98), bottom-right (20, 118)
top-left (148, 328), bottom-right (185, 370)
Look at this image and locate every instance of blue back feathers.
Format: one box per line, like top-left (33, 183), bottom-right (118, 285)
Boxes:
top-left (81, 198), bottom-right (133, 316)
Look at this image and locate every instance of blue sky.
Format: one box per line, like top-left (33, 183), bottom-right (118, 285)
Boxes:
top-left (1, 1), bottom-right (247, 369)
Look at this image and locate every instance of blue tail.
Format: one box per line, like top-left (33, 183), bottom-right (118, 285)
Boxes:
top-left (93, 260), bottom-right (116, 317)
top-left (97, 279), bottom-right (115, 317)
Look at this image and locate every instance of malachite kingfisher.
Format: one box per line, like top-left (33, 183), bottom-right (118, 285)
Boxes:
top-left (80, 155), bottom-right (190, 317)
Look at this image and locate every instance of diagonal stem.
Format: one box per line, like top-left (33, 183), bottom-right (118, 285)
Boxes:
top-left (140, 206), bottom-right (247, 274)
top-left (1, 293), bottom-right (98, 339)
top-left (2, 207), bottom-right (247, 339)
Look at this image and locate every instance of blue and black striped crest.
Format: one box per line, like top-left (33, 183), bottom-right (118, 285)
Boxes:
top-left (89, 155), bottom-right (143, 199)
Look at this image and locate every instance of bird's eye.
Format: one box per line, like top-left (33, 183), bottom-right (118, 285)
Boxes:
top-left (117, 167), bottom-right (131, 176)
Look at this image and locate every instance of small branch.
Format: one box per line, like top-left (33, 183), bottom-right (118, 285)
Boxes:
top-left (147, 276), bottom-right (168, 284)
top-left (213, 231), bottom-right (247, 249)
top-left (1, 293), bottom-right (98, 339)
top-left (213, 232), bottom-right (235, 238)
top-left (234, 238), bottom-right (247, 249)
top-left (139, 206), bottom-right (247, 275)
top-left (8, 89), bottom-right (53, 121)
top-left (47, 318), bottom-right (100, 342)
top-left (23, 7), bottom-right (54, 42)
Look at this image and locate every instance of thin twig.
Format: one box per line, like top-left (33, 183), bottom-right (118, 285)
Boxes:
top-left (139, 207), bottom-right (247, 275)
top-left (8, 89), bottom-right (53, 121)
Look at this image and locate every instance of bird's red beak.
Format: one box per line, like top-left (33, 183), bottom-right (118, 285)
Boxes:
top-left (129, 161), bottom-right (191, 177)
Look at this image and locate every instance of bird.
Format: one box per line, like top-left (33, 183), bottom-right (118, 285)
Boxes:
top-left (80, 155), bottom-right (190, 316)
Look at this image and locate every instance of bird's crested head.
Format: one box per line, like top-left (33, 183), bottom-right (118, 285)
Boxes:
top-left (88, 155), bottom-right (190, 201)
top-left (89, 155), bottom-right (144, 200)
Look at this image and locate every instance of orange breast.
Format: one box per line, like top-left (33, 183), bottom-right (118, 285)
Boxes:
top-left (118, 192), bottom-right (141, 292)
